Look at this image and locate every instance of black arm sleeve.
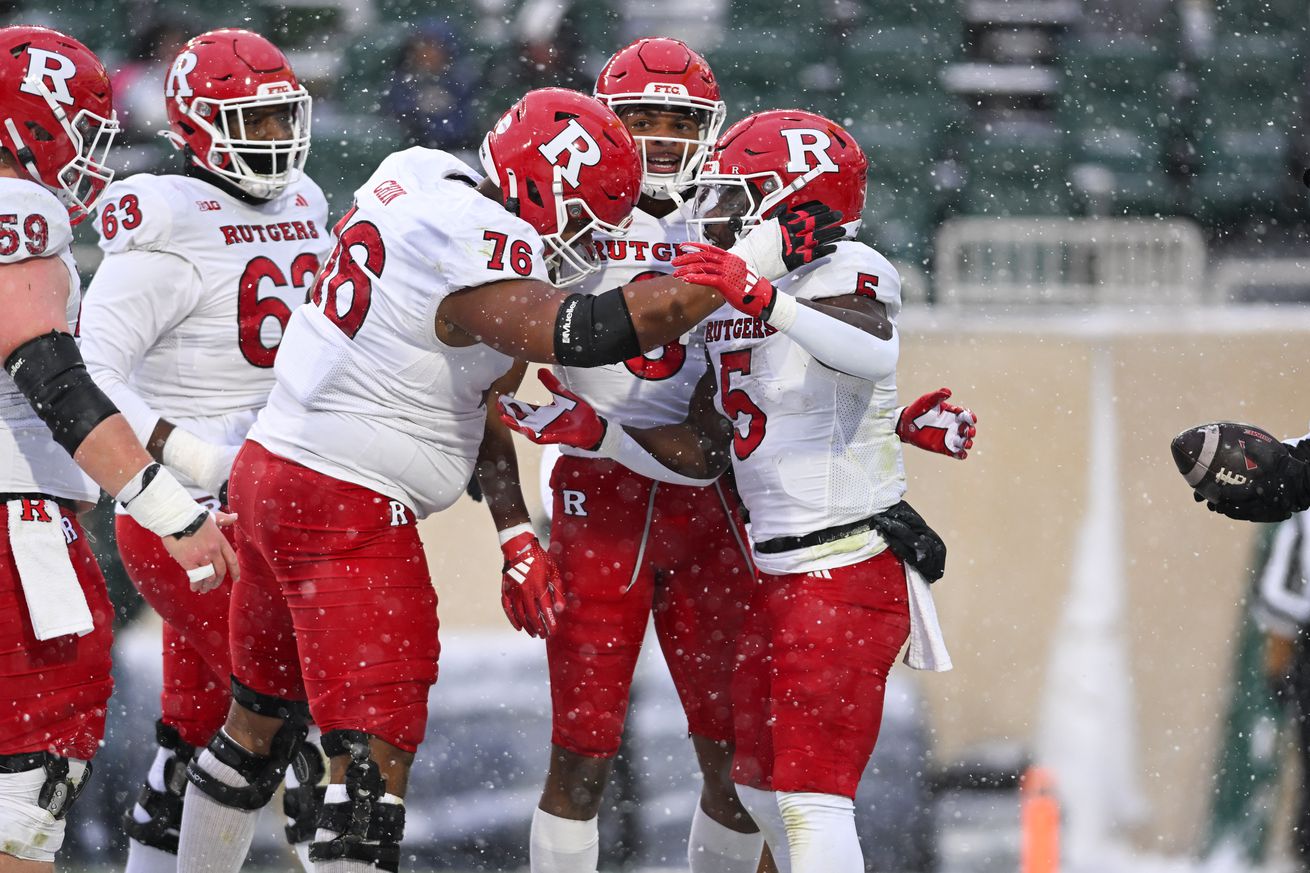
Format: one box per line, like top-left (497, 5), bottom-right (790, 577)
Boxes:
top-left (5, 331), bottom-right (120, 457)
top-left (553, 286), bottom-right (642, 367)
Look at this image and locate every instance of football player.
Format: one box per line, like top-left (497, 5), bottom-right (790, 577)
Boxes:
top-left (78, 29), bottom-right (332, 873)
top-left (476, 37), bottom-right (768, 873)
top-left (172, 88), bottom-right (840, 873)
top-left (500, 109), bottom-right (976, 873)
top-left (0, 25), bottom-right (236, 871)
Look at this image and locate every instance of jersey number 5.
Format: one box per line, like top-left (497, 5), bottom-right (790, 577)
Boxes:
top-left (720, 350), bottom-right (766, 460)
top-left (237, 253), bottom-right (321, 368)
top-left (309, 206), bottom-right (386, 339)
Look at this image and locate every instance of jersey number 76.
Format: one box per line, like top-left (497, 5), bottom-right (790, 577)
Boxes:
top-left (308, 206), bottom-right (386, 339)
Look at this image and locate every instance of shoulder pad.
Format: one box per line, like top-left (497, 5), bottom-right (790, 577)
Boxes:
top-left (0, 178), bottom-right (72, 264)
top-left (787, 241), bottom-right (903, 319)
top-left (94, 175), bottom-right (175, 255)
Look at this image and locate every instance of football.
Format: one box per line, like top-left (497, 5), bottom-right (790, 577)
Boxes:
top-left (1171, 421), bottom-right (1280, 504)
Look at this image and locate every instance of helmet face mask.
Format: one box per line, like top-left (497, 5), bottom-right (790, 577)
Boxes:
top-left (690, 170), bottom-right (779, 247)
top-left (0, 26), bottom-right (119, 224)
top-left (595, 38), bottom-right (726, 201)
top-left (164, 31), bottom-right (312, 200)
top-left (54, 104), bottom-right (117, 219)
top-left (607, 99), bottom-right (725, 200)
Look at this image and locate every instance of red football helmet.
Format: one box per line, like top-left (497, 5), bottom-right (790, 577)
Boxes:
top-left (0, 26), bottom-right (118, 225)
top-left (163, 29), bottom-right (311, 199)
top-left (595, 37), bottom-right (726, 201)
top-left (691, 109), bottom-right (868, 245)
top-left (479, 87), bottom-right (641, 287)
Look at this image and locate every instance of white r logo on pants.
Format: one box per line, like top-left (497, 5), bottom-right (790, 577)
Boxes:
top-left (388, 500), bottom-right (408, 527)
top-left (561, 490), bottom-right (588, 517)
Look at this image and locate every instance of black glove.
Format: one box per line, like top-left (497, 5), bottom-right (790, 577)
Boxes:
top-left (1196, 439), bottom-right (1310, 523)
top-left (869, 500), bottom-right (947, 583)
top-left (773, 200), bottom-right (846, 272)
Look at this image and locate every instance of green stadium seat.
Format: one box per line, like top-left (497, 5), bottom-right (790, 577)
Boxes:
top-left (1215, 0), bottom-right (1309, 35)
top-left (1191, 126), bottom-right (1294, 224)
top-left (838, 25), bottom-right (952, 95)
top-left (307, 119), bottom-right (406, 216)
top-left (950, 122), bottom-right (1070, 216)
top-left (334, 24), bottom-right (411, 115)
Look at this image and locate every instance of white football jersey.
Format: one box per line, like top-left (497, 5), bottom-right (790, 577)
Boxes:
top-left (0, 178), bottom-right (97, 502)
top-left (79, 172), bottom-right (331, 494)
top-left (251, 148), bottom-right (537, 517)
top-left (704, 240), bottom-right (905, 575)
top-left (555, 200), bottom-right (707, 449)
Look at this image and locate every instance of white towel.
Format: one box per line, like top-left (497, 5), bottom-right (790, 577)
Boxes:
top-left (902, 564), bottom-right (952, 672)
top-left (8, 499), bottom-right (93, 640)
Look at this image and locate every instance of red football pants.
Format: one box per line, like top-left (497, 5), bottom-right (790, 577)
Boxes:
top-left (731, 549), bottom-right (911, 798)
top-left (228, 441), bottom-right (439, 753)
top-left (547, 456), bottom-right (755, 757)
top-left (0, 504), bottom-right (113, 759)
top-left (116, 504), bottom-right (232, 748)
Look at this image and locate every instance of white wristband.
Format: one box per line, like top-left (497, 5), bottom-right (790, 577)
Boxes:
top-left (764, 291), bottom-right (799, 331)
top-left (597, 420), bottom-right (721, 487)
top-left (497, 523), bottom-right (534, 547)
top-left (162, 428), bottom-right (239, 497)
top-left (117, 463), bottom-right (206, 537)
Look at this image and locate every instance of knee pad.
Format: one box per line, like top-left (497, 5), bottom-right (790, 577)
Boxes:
top-left (0, 752), bottom-right (92, 863)
top-left (187, 681), bottom-right (309, 811)
top-left (309, 730), bottom-right (405, 873)
top-left (122, 721), bottom-right (196, 854)
top-left (283, 738), bottom-right (327, 844)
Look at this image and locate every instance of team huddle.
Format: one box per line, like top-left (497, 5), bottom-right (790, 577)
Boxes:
top-left (0, 22), bottom-right (978, 873)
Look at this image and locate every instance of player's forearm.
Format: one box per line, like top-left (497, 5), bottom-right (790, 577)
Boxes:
top-left (84, 358), bottom-right (161, 444)
top-left (475, 419), bottom-right (533, 532)
top-left (623, 277), bottom-right (722, 354)
top-left (598, 421), bottom-right (725, 486)
top-left (73, 414), bottom-right (156, 495)
top-left (770, 295), bottom-right (899, 381)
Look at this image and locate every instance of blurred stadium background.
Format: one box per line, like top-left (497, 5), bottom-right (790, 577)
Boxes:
top-left (8, 0), bottom-right (1310, 870)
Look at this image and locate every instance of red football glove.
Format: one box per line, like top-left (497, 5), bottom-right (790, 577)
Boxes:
top-left (500, 531), bottom-right (564, 638)
top-left (774, 200), bottom-right (846, 271)
top-left (673, 242), bottom-right (779, 320)
top-left (896, 389), bottom-right (977, 460)
top-left (498, 368), bottom-right (607, 449)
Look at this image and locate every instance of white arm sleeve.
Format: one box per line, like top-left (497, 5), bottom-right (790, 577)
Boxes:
top-left (80, 250), bottom-right (205, 443)
top-left (597, 420), bottom-right (722, 487)
top-left (1252, 514), bottom-right (1310, 638)
top-left (767, 291), bottom-right (899, 382)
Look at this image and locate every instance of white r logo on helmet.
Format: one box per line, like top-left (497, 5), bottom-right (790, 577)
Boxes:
top-left (165, 52), bottom-right (198, 98)
top-left (19, 48), bottom-right (77, 106)
top-left (780, 128), bottom-right (839, 173)
top-left (538, 119), bottom-right (602, 188)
